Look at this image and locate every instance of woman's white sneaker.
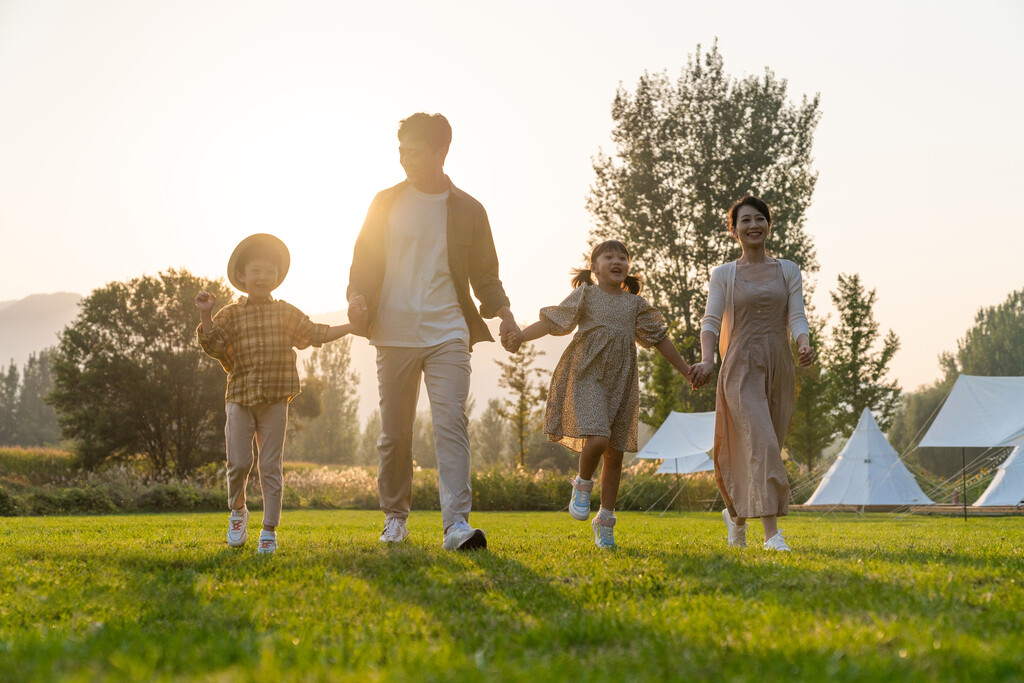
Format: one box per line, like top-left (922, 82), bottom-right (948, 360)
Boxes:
top-left (722, 509), bottom-right (747, 548)
top-left (227, 508), bottom-right (248, 547)
top-left (763, 530), bottom-right (791, 552)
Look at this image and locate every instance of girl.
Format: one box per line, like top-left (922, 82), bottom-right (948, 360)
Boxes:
top-left (513, 240), bottom-right (694, 548)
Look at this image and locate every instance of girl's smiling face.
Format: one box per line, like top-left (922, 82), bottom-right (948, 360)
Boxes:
top-left (592, 248), bottom-right (630, 290)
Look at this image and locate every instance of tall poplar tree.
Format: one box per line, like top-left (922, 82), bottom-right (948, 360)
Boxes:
top-left (588, 41), bottom-right (821, 417)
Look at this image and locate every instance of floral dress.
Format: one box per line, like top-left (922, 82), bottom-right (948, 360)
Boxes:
top-left (541, 284), bottom-right (668, 453)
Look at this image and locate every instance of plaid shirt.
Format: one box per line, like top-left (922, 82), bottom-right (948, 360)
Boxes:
top-left (196, 296), bottom-right (329, 406)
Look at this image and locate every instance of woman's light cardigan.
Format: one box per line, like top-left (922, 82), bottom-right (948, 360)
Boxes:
top-left (700, 259), bottom-right (811, 359)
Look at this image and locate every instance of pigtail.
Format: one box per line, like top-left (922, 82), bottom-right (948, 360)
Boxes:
top-left (570, 268), bottom-right (594, 289)
top-left (623, 273), bottom-right (643, 295)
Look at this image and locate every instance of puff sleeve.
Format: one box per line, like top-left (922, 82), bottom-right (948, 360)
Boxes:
top-left (540, 285), bottom-right (587, 336)
top-left (635, 296), bottom-right (668, 349)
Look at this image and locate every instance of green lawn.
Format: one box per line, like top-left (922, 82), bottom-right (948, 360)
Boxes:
top-left (1, 511), bottom-right (1021, 682)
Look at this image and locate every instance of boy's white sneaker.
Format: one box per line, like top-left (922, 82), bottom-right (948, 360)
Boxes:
top-left (568, 476), bottom-right (594, 521)
top-left (722, 508), bottom-right (747, 548)
top-left (380, 516), bottom-right (409, 543)
top-left (257, 530), bottom-right (278, 555)
top-left (442, 521), bottom-right (487, 551)
top-left (227, 508), bottom-right (248, 547)
top-left (591, 511), bottom-right (616, 549)
top-left (763, 530), bottom-right (791, 552)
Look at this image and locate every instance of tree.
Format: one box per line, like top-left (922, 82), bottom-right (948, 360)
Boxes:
top-left (412, 410), bottom-right (436, 468)
top-left (0, 361), bottom-right (17, 445)
top-left (947, 287), bottom-right (1024, 376)
top-left (785, 312), bottom-right (837, 471)
top-left (359, 409), bottom-right (382, 467)
top-left (470, 398), bottom-right (509, 470)
top-left (289, 339), bottom-right (361, 464)
top-left (588, 40), bottom-right (821, 415)
top-left (50, 269), bottom-right (234, 473)
top-left (824, 273), bottom-right (901, 439)
top-left (495, 344), bottom-right (549, 468)
top-left (16, 349), bottom-right (60, 446)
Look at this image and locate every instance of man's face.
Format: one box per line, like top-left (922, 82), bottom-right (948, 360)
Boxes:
top-left (399, 137), bottom-right (447, 187)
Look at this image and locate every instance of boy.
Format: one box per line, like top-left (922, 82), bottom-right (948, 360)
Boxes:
top-left (196, 233), bottom-right (352, 554)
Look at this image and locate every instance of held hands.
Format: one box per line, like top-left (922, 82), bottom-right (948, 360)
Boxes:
top-left (500, 317), bottom-right (523, 353)
top-left (194, 291), bottom-right (216, 313)
top-left (348, 294), bottom-right (369, 335)
top-left (690, 360), bottom-right (715, 390)
top-left (797, 344), bottom-right (815, 368)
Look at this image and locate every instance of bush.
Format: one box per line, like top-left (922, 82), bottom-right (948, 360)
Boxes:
top-left (0, 447), bottom-right (725, 515)
top-left (135, 484), bottom-right (200, 512)
top-left (0, 487), bottom-right (16, 516)
top-left (23, 487), bottom-right (118, 515)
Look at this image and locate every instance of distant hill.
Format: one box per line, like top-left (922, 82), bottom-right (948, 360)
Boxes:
top-left (0, 293), bottom-right (82, 369)
top-left (303, 310), bottom-right (572, 422)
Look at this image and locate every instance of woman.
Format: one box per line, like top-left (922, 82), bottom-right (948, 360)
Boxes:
top-left (691, 196), bottom-right (815, 551)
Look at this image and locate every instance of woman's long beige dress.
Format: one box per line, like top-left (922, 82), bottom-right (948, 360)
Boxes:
top-left (714, 262), bottom-right (795, 519)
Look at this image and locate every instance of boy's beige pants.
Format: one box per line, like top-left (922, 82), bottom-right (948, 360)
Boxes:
top-left (375, 339), bottom-right (473, 531)
top-left (225, 400), bottom-right (288, 527)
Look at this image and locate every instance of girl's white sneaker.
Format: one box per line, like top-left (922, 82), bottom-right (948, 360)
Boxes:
top-left (591, 512), bottom-right (616, 549)
top-left (569, 476), bottom-right (594, 521)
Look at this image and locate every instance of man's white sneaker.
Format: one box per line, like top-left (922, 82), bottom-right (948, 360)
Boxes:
top-left (568, 476), bottom-right (594, 521)
top-left (722, 508), bottom-right (747, 548)
top-left (379, 516), bottom-right (409, 543)
top-left (763, 530), bottom-right (791, 552)
top-left (591, 512), bottom-right (616, 549)
top-left (227, 508), bottom-right (248, 547)
top-left (442, 521), bottom-right (487, 551)
top-left (257, 530), bottom-right (277, 555)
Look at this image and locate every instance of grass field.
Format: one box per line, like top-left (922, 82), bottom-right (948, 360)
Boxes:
top-left (1, 510), bottom-right (1022, 682)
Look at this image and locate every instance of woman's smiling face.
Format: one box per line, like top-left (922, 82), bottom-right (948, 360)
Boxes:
top-left (732, 204), bottom-right (771, 248)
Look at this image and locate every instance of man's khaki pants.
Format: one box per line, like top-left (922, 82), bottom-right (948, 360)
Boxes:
top-left (376, 339), bottom-right (472, 531)
top-left (225, 400), bottom-right (288, 527)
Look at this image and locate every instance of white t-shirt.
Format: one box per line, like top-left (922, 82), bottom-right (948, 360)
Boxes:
top-left (370, 185), bottom-right (470, 347)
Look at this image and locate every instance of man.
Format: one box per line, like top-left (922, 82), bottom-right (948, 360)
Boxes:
top-left (347, 113), bottom-right (520, 551)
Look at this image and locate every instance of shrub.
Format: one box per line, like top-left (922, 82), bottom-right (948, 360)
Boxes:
top-left (135, 484), bottom-right (200, 512)
top-left (0, 487), bottom-right (16, 516)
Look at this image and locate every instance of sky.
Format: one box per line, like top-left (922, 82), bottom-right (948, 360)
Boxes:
top-left (1, 0), bottom-right (1022, 392)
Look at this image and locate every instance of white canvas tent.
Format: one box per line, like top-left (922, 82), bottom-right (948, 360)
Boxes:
top-left (636, 411), bottom-right (715, 475)
top-left (918, 375), bottom-right (1024, 511)
top-left (805, 408), bottom-right (934, 506)
top-left (974, 447), bottom-right (1024, 507)
top-left (918, 375), bottom-right (1024, 449)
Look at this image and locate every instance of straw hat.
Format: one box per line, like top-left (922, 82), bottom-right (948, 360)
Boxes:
top-left (227, 234), bottom-right (290, 292)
